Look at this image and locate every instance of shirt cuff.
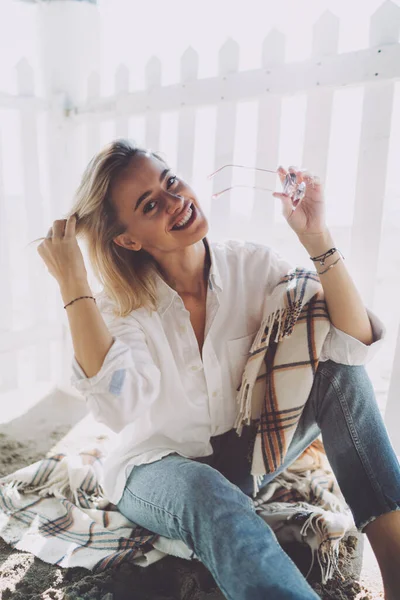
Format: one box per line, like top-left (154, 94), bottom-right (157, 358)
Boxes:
top-left (319, 307), bottom-right (386, 365)
top-left (70, 336), bottom-right (127, 393)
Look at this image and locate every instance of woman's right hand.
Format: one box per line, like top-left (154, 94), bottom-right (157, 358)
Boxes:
top-left (37, 215), bottom-right (88, 286)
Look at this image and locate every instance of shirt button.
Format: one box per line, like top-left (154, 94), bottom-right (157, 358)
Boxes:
top-left (179, 325), bottom-right (186, 333)
top-left (191, 365), bottom-right (203, 371)
top-left (212, 391), bottom-right (218, 397)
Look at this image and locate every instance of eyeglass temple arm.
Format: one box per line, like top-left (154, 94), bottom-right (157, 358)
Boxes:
top-left (212, 184), bottom-right (276, 199)
top-left (208, 164), bottom-right (278, 180)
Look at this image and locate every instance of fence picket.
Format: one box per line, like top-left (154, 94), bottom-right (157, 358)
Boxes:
top-left (210, 38), bottom-right (239, 239)
top-left (17, 59), bottom-right (52, 383)
top-left (86, 71), bottom-right (101, 161)
top-left (0, 132), bottom-right (18, 392)
top-left (370, 0), bottom-right (400, 46)
top-left (0, 137), bottom-right (12, 333)
top-left (145, 56), bottom-right (162, 151)
top-left (350, 4), bottom-right (400, 306)
top-left (252, 30), bottom-right (285, 242)
top-left (177, 47), bottom-right (198, 183)
top-left (115, 64), bottom-right (130, 139)
top-left (302, 12), bottom-right (339, 184)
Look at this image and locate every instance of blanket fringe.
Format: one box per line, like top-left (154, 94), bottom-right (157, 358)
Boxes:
top-left (253, 474), bottom-right (264, 498)
top-left (299, 512), bottom-right (343, 584)
top-left (0, 458), bottom-right (108, 508)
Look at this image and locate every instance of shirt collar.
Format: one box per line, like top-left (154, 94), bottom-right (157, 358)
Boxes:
top-left (154, 236), bottom-right (222, 316)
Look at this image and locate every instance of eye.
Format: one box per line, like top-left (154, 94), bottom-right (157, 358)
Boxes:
top-left (168, 175), bottom-right (178, 187)
top-left (143, 175), bottom-right (179, 214)
top-left (143, 201), bottom-right (156, 214)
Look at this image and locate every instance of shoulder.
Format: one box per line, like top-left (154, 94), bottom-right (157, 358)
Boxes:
top-left (93, 289), bottom-right (114, 313)
top-left (92, 290), bottom-right (141, 323)
top-left (93, 289), bottom-right (152, 327)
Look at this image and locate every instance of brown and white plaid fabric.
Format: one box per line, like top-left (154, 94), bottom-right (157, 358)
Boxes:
top-left (234, 267), bottom-right (331, 497)
top-left (0, 442), bottom-right (354, 584)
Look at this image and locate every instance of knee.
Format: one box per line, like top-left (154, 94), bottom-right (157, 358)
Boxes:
top-left (318, 360), bottom-right (373, 391)
top-left (315, 359), bottom-right (376, 415)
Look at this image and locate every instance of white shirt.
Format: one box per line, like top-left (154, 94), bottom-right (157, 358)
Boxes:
top-left (70, 237), bottom-right (386, 505)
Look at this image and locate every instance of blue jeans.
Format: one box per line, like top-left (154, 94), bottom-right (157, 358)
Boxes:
top-left (117, 360), bottom-right (400, 600)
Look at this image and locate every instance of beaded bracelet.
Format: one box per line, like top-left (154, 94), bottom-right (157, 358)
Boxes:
top-left (64, 296), bottom-right (96, 310)
top-left (310, 247), bottom-right (338, 266)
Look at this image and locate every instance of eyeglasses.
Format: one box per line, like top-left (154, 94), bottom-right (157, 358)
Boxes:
top-left (207, 164), bottom-right (307, 208)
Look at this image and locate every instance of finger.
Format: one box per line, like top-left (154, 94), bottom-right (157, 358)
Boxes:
top-left (301, 171), bottom-right (313, 182)
top-left (64, 214), bottom-right (77, 238)
top-left (297, 169), bottom-right (307, 184)
top-left (288, 165), bottom-right (302, 185)
top-left (273, 191), bottom-right (300, 206)
top-left (273, 192), bottom-right (291, 200)
top-left (46, 227), bottom-right (53, 239)
top-left (301, 171), bottom-right (321, 187)
top-left (276, 165), bottom-right (287, 185)
top-left (273, 192), bottom-right (295, 220)
top-left (52, 219), bottom-right (67, 239)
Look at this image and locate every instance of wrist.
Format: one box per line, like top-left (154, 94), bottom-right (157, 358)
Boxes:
top-left (60, 278), bottom-right (92, 303)
top-left (297, 229), bottom-right (334, 256)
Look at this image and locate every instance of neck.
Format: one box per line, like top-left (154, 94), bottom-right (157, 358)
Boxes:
top-left (159, 238), bottom-right (211, 296)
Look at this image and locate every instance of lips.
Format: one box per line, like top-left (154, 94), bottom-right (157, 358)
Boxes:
top-left (171, 201), bottom-right (192, 230)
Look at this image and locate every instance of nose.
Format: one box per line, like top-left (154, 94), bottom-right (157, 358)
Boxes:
top-left (165, 192), bottom-right (184, 215)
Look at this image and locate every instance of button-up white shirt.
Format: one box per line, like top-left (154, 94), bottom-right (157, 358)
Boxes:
top-left (70, 237), bottom-right (386, 505)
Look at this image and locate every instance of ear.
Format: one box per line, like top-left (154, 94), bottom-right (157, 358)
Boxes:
top-left (113, 235), bottom-right (142, 252)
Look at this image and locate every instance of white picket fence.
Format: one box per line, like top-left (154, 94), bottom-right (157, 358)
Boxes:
top-left (1, 1), bottom-right (400, 447)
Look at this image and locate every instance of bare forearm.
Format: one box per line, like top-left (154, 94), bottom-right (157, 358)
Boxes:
top-left (60, 279), bottom-right (114, 378)
top-left (297, 230), bottom-right (374, 345)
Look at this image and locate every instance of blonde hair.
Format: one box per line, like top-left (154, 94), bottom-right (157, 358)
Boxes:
top-left (30, 138), bottom-right (169, 318)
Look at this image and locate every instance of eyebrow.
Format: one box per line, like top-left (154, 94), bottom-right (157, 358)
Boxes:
top-left (134, 168), bottom-right (170, 211)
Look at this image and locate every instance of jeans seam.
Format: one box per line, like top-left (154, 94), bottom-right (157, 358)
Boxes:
top-left (318, 365), bottom-right (387, 506)
top-left (123, 484), bottom-right (193, 537)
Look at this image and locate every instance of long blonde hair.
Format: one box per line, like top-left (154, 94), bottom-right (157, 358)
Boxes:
top-left (30, 138), bottom-right (170, 318)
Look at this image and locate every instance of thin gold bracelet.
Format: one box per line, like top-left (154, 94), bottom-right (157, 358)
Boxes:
top-left (317, 256), bottom-right (342, 275)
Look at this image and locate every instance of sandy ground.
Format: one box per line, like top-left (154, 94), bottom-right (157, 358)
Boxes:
top-left (0, 384), bottom-right (386, 600)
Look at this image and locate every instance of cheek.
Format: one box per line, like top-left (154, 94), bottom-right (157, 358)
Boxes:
top-left (183, 185), bottom-right (199, 203)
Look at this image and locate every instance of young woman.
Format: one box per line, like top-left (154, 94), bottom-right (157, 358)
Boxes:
top-left (37, 139), bottom-right (400, 599)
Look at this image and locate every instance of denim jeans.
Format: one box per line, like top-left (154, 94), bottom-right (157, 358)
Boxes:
top-left (117, 360), bottom-right (400, 600)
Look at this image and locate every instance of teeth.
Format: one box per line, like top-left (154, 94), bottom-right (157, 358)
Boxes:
top-left (174, 206), bottom-right (192, 228)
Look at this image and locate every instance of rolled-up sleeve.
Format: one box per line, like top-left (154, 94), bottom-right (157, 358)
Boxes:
top-left (70, 310), bottom-right (161, 433)
top-left (319, 307), bottom-right (386, 366)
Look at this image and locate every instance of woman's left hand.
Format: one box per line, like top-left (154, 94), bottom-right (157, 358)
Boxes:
top-left (272, 166), bottom-right (327, 237)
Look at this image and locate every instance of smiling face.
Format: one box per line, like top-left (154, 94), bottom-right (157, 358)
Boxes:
top-left (111, 152), bottom-right (208, 256)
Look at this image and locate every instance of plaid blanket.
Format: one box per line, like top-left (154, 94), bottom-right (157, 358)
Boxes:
top-left (234, 267), bottom-right (332, 497)
top-left (0, 448), bottom-right (184, 571)
top-left (0, 442), bottom-right (354, 584)
top-left (0, 268), bottom-right (356, 584)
